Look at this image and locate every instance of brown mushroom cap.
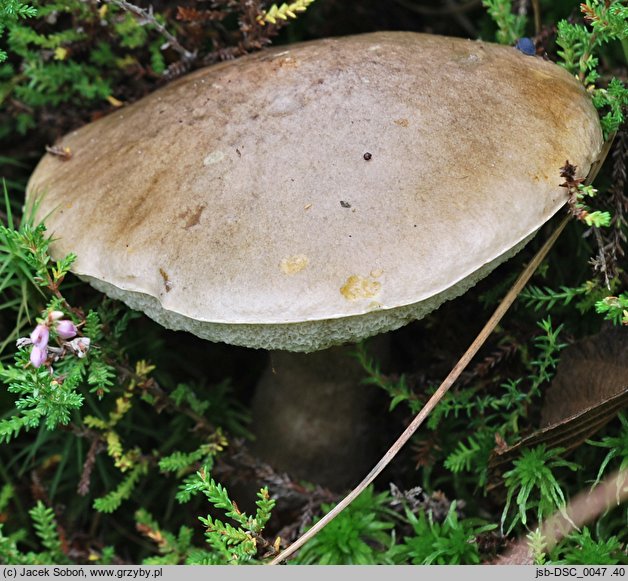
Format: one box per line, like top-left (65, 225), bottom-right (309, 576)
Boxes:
top-left (26, 31), bottom-right (603, 352)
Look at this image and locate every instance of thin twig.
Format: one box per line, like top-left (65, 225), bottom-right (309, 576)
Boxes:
top-left (531, 0), bottom-right (541, 37)
top-left (106, 0), bottom-right (197, 62)
top-left (77, 430), bottom-right (105, 496)
top-left (592, 226), bottom-right (611, 289)
top-left (270, 213), bottom-right (570, 565)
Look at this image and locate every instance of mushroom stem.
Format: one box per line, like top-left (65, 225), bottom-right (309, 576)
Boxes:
top-left (250, 337), bottom-right (391, 490)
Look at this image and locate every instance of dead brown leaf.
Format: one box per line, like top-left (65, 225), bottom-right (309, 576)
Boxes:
top-left (488, 326), bottom-right (628, 485)
top-left (541, 326), bottom-right (628, 426)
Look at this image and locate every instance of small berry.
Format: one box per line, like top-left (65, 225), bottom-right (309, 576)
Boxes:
top-left (515, 37), bottom-right (535, 56)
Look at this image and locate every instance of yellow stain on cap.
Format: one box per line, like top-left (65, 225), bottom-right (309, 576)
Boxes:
top-left (340, 274), bottom-right (381, 301)
top-left (280, 255), bottom-right (309, 275)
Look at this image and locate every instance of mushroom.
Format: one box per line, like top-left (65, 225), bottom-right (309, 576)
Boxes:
top-left (25, 31), bottom-right (603, 489)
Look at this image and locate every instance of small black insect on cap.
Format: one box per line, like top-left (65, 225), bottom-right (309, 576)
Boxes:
top-left (363, 152), bottom-right (372, 161)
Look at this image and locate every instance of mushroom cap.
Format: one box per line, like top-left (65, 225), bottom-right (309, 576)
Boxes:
top-left (26, 31), bottom-right (603, 352)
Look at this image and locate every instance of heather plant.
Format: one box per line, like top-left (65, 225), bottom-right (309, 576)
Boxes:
top-left (0, 0), bottom-right (319, 563)
top-left (356, 317), bottom-right (570, 490)
top-left (0, 1), bottom-right (36, 63)
top-left (0, 0), bottom-right (318, 139)
top-left (0, 184), bottom-right (278, 563)
top-left (134, 469), bottom-right (278, 565)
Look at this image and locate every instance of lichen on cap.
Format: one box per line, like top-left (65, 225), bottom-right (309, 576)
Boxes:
top-left (26, 31), bottom-right (603, 352)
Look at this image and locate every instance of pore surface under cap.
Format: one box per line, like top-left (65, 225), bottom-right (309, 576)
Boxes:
top-left (26, 32), bottom-right (603, 351)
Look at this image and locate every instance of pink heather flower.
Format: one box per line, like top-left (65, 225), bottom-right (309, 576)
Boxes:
top-left (55, 320), bottom-right (78, 340)
top-left (48, 310), bottom-right (65, 322)
top-left (30, 345), bottom-right (47, 368)
top-left (30, 324), bottom-right (49, 348)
